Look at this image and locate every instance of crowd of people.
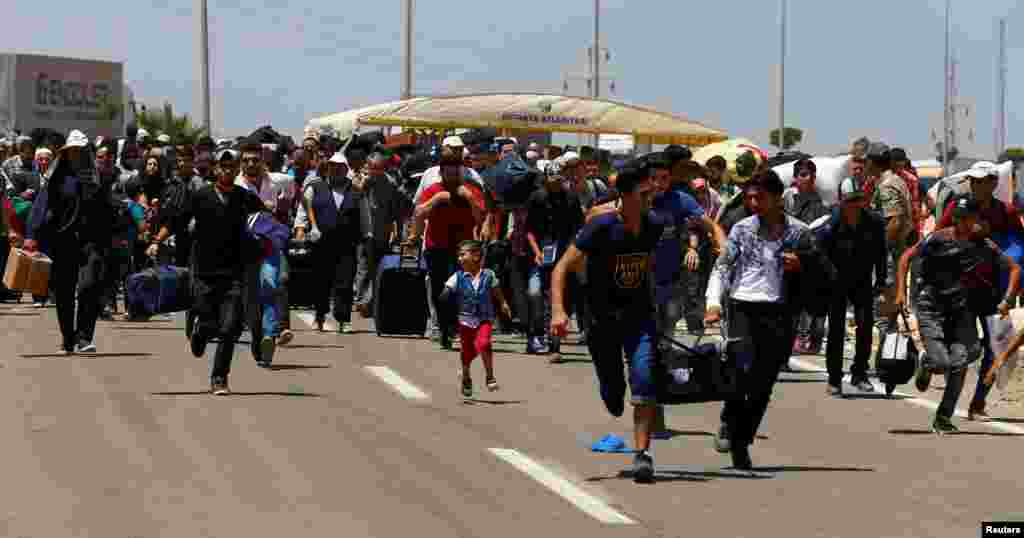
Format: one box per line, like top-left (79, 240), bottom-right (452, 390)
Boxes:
top-left (1, 123), bottom-right (1020, 483)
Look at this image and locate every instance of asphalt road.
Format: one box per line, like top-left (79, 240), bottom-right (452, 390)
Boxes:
top-left (2, 302), bottom-right (1022, 538)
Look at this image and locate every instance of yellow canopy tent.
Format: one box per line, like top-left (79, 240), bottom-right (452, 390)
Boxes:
top-left (307, 93), bottom-right (728, 147)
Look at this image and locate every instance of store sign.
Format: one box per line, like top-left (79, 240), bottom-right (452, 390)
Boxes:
top-left (499, 112), bottom-right (588, 126)
top-left (35, 73), bottom-right (114, 110)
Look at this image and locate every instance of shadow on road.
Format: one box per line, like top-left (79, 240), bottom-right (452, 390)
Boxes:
top-left (842, 393), bottom-right (910, 400)
top-left (655, 429), bottom-right (713, 438)
top-left (463, 398), bottom-right (524, 405)
top-left (107, 326), bottom-right (181, 331)
top-left (889, 428), bottom-right (1024, 437)
top-left (279, 344), bottom-right (346, 350)
top-left (20, 353), bottom-right (153, 359)
top-left (776, 377), bottom-right (825, 384)
top-left (989, 417), bottom-right (1024, 424)
top-left (150, 391), bottom-right (323, 398)
top-left (267, 364), bottom-right (331, 371)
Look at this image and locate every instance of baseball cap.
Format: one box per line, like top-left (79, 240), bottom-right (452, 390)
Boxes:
top-left (838, 177), bottom-right (865, 203)
top-left (59, 130), bottom-right (89, 152)
top-left (442, 135), bottom-right (465, 148)
top-left (964, 161), bottom-right (999, 179)
top-left (951, 195), bottom-right (980, 218)
top-left (157, 134), bottom-right (171, 144)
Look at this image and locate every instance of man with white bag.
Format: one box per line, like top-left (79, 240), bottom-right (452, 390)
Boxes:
top-left (895, 197), bottom-right (1020, 433)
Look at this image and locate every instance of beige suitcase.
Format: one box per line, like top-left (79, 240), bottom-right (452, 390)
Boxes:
top-left (3, 248), bottom-right (51, 296)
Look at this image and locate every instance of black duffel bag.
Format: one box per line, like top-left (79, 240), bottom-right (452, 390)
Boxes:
top-left (655, 335), bottom-right (741, 405)
top-left (485, 154), bottom-right (540, 209)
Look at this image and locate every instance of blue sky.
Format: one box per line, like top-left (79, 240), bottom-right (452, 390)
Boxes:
top-left (4, 0), bottom-right (1023, 159)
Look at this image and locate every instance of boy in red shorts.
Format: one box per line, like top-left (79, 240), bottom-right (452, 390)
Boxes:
top-left (442, 240), bottom-right (513, 399)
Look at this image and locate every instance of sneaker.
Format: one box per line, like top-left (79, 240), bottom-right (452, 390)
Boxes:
top-left (526, 337), bottom-right (548, 355)
top-left (850, 377), bottom-right (875, 393)
top-left (76, 342), bottom-right (97, 353)
top-left (714, 423), bottom-right (731, 453)
top-left (486, 376), bottom-right (500, 392)
top-left (914, 365), bottom-right (933, 393)
top-left (338, 322), bottom-right (353, 334)
top-left (315, 319), bottom-right (325, 332)
top-left (730, 445), bottom-right (753, 471)
top-left (190, 325), bottom-right (208, 358)
top-left (968, 405), bottom-right (991, 422)
top-left (277, 330), bottom-right (294, 347)
top-left (461, 375), bottom-right (473, 399)
top-left (211, 380), bottom-right (230, 396)
top-left (440, 333), bottom-right (453, 350)
top-left (932, 415), bottom-right (959, 435)
top-left (33, 302), bottom-right (45, 308)
top-left (259, 336), bottom-right (277, 366)
top-left (548, 351), bottom-right (564, 364)
top-left (632, 451), bottom-right (655, 484)
top-left (827, 384), bottom-right (843, 397)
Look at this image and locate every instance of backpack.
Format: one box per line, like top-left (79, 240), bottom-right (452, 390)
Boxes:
top-left (485, 154), bottom-right (539, 209)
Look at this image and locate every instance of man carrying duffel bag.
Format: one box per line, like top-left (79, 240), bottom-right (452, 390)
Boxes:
top-left (154, 148), bottom-right (266, 395)
top-left (894, 196), bottom-right (1020, 433)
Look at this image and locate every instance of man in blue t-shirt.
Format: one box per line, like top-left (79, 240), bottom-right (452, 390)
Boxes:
top-left (551, 163), bottom-right (664, 483)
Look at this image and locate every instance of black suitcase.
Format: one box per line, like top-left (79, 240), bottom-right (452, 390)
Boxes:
top-left (655, 335), bottom-right (741, 405)
top-left (286, 241), bottom-right (317, 308)
top-left (374, 253), bottom-right (428, 337)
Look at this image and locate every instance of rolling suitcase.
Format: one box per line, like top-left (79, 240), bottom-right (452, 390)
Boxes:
top-left (286, 240), bottom-right (317, 308)
top-left (373, 251), bottom-right (428, 337)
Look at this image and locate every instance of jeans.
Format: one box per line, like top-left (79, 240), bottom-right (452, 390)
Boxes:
top-left (508, 255), bottom-right (535, 335)
top-left (354, 238), bottom-right (390, 309)
top-left (875, 240), bottom-right (907, 337)
top-left (276, 254), bottom-right (290, 332)
top-left (193, 275), bottom-right (245, 382)
top-left (52, 237), bottom-right (107, 350)
top-left (313, 234), bottom-right (357, 324)
top-left (257, 252), bottom-right (282, 338)
top-left (721, 300), bottom-right (792, 447)
top-left (587, 316), bottom-right (658, 416)
top-left (970, 314), bottom-right (995, 411)
top-left (424, 248), bottom-right (458, 341)
top-left (527, 264), bottom-right (554, 345)
top-left (655, 281), bottom-right (687, 350)
top-left (825, 284), bottom-right (874, 386)
top-left (796, 312), bottom-right (826, 342)
top-left (915, 292), bottom-right (982, 419)
top-left (681, 247), bottom-right (713, 333)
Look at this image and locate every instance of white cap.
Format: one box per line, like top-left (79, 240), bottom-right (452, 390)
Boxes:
top-left (442, 135), bottom-right (464, 148)
top-left (61, 129), bottom-right (89, 151)
top-left (525, 150), bottom-right (539, 160)
top-left (964, 161), bottom-right (999, 179)
top-left (328, 152), bottom-right (348, 165)
top-left (34, 148), bottom-right (53, 159)
top-left (157, 134), bottom-right (171, 144)
top-left (136, 128), bottom-right (150, 141)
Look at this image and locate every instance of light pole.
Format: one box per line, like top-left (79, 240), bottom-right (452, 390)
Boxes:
top-left (401, 0), bottom-right (414, 100)
top-left (199, 0), bottom-right (211, 134)
top-left (777, 0), bottom-right (786, 153)
top-left (943, 0), bottom-right (951, 173)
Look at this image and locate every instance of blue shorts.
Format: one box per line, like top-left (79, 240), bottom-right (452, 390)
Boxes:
top-left (586, 316), bottom-right (658, 416)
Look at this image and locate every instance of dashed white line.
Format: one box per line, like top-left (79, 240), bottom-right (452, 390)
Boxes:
top-left (789, 357), bottom-right (1024, 435)
top-left (364, 366), bottom-right (430, 401)
top-left (488, 448), bottom-right (635, 525)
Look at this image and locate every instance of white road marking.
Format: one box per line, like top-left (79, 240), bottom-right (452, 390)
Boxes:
top-left (790, 357), bottom-right (1024, 435)
top-left (488, 448), bottom-right (635, 525)
top-left (364, 366), bottom-right (430, 401)
top-left (296, 311), bottom-right (337, 332)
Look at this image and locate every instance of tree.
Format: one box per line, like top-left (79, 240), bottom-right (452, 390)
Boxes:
top-left (135, 102), bottom-right (206, 145)
top-left (769, 127), bottom-right (803, 150)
